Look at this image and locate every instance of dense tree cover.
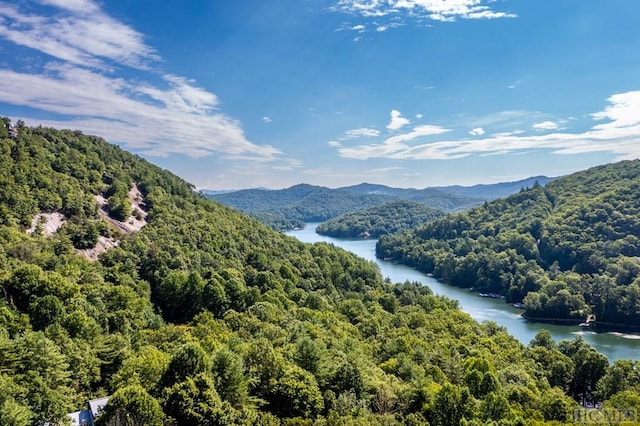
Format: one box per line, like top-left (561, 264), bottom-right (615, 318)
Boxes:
top-left (316, 200), bottom-right (445, 238)
top-left (208, 179), bottom-right (551, 231)
top-left (206, 184), bottom-right (397, 230)
top-left (207, 183), bottom-right (487, 230)
top-left (377, 163), bottom-right (640, 326)
top-left (246, 211), bottom-right (305, 231)
top-left (337, 183), bottom-right (485, 211)
top-left (341, 179), bottom-right (553, 207)
top-left (0, 119), bottom-right (634, 425)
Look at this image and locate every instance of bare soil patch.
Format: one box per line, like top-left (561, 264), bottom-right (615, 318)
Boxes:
top-left (95, 185), bottom-right (148, 235)
top-left (78, 236), bottom-right (120, 261)
top-left (27, 185), bottom-right (147, 261)
top-left (27, 212), bottom-right (66, 236)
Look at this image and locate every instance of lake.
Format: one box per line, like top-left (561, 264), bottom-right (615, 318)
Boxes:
top-left (286, 223), bottom-right (640, 362)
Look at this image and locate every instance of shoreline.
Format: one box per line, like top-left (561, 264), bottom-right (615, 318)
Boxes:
top-left (522, 315), bottom-right (640, 333)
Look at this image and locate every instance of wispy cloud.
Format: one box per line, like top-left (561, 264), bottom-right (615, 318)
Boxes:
top-left (333, 91), bottom-right (640, 161)
top-left (0, 1), bottom-right (157, 69)
top-left (262, 116), bottom-right (272, 123)
top-left (332, 0), bottom-right (516, 24)
top-left (339, 124), bottom-right (451, 159)
top-left (387, 109), bottom-right (410, 131)
top-left (38, 0), bottom-right (98, 13)
top-left (458, 110), bottom-right (550, 132)
top-left (469, 127), bottom-right (485, 136)
top-left (0, 0), bottom-right (283, 162)
top-left (344, 127), bottom-right (381, 138)
top-left (533, 121), bottom-right (558, 130)
top-left (331, 127), bottom-right (381, 146)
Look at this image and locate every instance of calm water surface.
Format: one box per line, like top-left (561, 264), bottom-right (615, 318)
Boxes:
top-left (286, 223), bottom-right (640, 362)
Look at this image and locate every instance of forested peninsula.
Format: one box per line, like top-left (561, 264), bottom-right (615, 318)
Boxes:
top-left (377, 161), bottom-right (640, 329)
top-left (2, 119), bottom-right (640, 425)
top-left (316, 200), bottom-right (445, 239)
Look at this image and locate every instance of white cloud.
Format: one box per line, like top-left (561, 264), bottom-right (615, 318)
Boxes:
top-left (351, 24), bottom-right (366, 31)
top-left (533, 121), bottom-right (559, 130)
top-left (376, 25), bottom-right (388, 32)
top-left (262, 116), bottom-right (272, 123)
top-left (466, 10), bottom-right (514, 20)
top-left (37, 0), bottom-right (98, 13)
top-left (592, 91), bottom-right (640, 129)
top-left (333, 91), bottom-right (640, 162)
top-left (339, 124), bottom-right (451, 159)
top-left (387, 109), bottom-right (410, 131)
top-left (0, 1), bottom-right (158, 69)
top-left (328, 141), bottom-right (342, 147)
top-left (0, 1), bottom-right (283, 162)
top-left (416, 113), bottom-right (423, 119)
top-left (344, 127), bottom-right (381, 138)
top-left (461, 110), bottom-right (550, 131)
top-left (507, 80), bottom-right (520, 89)
top-left (1, 67), bottom-right (281, 159)
top-left (332, 0), bottom-right (516, 23)
top-left (469, 127), bottom-right (485, 136)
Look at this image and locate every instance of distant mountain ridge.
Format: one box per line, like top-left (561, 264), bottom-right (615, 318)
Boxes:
top-left (433, 175), bottom-right (554, 200)
top-left (205, 176), bottom-right (554, 229)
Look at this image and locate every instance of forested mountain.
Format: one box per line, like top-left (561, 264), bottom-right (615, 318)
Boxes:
top-left (336, 184), bottom-right (482, 211)
top-left (340, 176), bottom-right (553, 203)
top-left (377, 161), bottom-right (640, 328)
top-left (207, 178), bottom-right (547, 231)
top-left (2, 119), bottom-right (638, 425)
top-left (206, 184), bottom-right (393, 229)
top-left (316, 200), bottom-right (445, 239)
top-left (432, 176), bottom-right (555, 200)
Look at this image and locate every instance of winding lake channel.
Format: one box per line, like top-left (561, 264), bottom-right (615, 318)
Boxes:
top-left (286, 223), bottom-right (640, 362)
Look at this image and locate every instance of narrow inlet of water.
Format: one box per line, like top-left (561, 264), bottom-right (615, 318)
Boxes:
top-left (286, 223), bottom-right (640, 362)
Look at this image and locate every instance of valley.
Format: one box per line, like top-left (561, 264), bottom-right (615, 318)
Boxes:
top-left (288, 223), bottom-right (640, 362)
top-left (0, 120), bottom-right (638, 425)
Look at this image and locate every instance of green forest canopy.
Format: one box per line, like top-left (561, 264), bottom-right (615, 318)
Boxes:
top-left (377, 162), bottom-right (640, 327)
top-left (0, 119), bottom-right (638, 425)
top-left (316, 199), bottom-right (445, 239)
top-left (206, 183), bottom-right (483, 230)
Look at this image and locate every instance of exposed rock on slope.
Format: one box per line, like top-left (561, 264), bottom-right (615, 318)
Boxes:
top-left (27, 185), bottom-right (148, 261)
top-left (26, 212), bottom-right (66, 236)
top-left (95, 185), bottom-right (148, 235)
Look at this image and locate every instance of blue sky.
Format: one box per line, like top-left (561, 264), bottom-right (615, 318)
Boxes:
top-left (1, 0), bottom-right (639, 190)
